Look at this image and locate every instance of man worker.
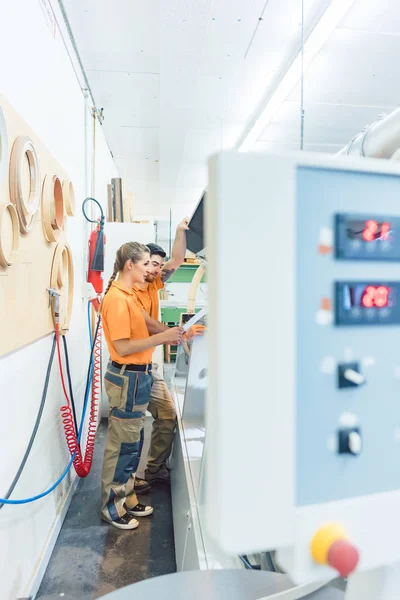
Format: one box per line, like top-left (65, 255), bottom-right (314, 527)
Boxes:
top-left (132, 218), bottom-right (191, 486)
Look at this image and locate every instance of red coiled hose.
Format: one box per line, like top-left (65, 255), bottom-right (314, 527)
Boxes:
top-left (55, 319), bottom-right (102, 478)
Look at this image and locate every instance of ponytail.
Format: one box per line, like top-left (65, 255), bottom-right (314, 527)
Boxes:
top-left (99, 266), bottom-right (117, 313)
top-left (99, 242), bottom-right (149, 313)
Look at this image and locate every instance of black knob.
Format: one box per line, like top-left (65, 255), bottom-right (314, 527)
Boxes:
top-left (338, 427), bottom-right (362, 456)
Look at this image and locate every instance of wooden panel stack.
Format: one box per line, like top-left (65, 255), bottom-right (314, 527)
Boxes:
top-left (107, 178), bottom-right (135, 223)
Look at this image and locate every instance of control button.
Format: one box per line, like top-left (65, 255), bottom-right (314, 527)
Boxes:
top-left (327, 539), bottom-right (360, 578)
top-left (344, 369), bottom-right (365, 386)
top-left (338, 362), bottom-right (365, 389)
top-left (338, 427), bottom-right (362, 456)
top-left (311, 524), bottom-right (359, 577)
top-left (348, 431), bottom-right (362, 455)
top-left (350, 240), bottom-right (361, 251)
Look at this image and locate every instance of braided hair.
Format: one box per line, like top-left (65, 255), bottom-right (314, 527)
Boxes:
top-left (100, 242), bottom-right (149, 311)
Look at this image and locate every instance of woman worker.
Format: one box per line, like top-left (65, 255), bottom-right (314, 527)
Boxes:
top-left (100, 242), bottom-right (182, 530)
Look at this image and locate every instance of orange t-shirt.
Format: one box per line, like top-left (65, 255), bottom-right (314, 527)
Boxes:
top-left (102, 281), bottom-right (153, 365)
top-left (132, 274), bottom-right (164, 320)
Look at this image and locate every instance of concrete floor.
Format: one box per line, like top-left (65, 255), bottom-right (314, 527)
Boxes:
top-left (37, 418), bottom-right (176, 600)
top-left (36, 361), bottom-right (346, 600)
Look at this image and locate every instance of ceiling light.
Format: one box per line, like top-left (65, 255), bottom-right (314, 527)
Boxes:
top-left (238, 0), bottom-right (357, 152)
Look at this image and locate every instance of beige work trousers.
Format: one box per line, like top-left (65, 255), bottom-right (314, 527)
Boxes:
top-left (101, 363), bottom-right (151, 522)
top-left (146, 362), bottom-right (177, 473)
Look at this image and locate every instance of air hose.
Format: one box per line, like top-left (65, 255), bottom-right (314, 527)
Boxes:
top-left (0, 336), bottom-right (57, 510)
top-left (82, 196), bottom-right (105, 272)
top-left (0, 307), bottom-right (97, 505)
top-left (57, 313), bottom-right (101, 478)
top-left (1, 199), bottom-right (104, 501)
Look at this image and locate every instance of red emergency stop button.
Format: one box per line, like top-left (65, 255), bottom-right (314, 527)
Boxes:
top-left (327, 538), bottom-right (360, 577)
top-left (311, 524), bottom-right (359, 577)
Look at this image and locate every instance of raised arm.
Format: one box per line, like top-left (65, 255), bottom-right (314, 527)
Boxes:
top-left (161, 217), bottom-right (189, 283)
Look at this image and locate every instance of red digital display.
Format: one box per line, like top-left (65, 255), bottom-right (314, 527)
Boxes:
top-left (361, 286), bottom-right (390, 308)
top-left (362, 220), bottom-right (391, 242)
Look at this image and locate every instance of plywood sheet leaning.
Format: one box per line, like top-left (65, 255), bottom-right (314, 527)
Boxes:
top-left (123, 191), bottom-right (134, 223)
top-left (111, 177), bottom-right (123, 222)
top-left (0, 92), bottom-right (73, 357)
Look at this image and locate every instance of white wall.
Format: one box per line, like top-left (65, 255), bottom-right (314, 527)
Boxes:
top-left (0, 2), bottom-right (118, 598)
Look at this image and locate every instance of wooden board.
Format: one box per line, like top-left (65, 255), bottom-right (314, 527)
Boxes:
top-left (0, 92), bottom-right (72, 356)
top-left (123, 191), bottom-right (134, 222)
top-left (111, 177), bottom-right (123, 222)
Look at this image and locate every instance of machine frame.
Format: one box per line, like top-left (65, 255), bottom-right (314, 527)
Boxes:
top-left (205, 151), bottom-right (400, 597)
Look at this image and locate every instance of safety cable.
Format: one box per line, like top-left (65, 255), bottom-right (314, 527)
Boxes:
top-left (0, 335), bottom-right (57, 510)
top-left (0, 312), bottom-right (99, 505)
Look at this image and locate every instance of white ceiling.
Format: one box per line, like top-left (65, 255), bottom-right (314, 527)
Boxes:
top-left (62, 0), bottom-right (400, 218)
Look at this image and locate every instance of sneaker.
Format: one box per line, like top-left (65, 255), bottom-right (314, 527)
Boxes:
top-left (134, 477), bottom-right (151, 495)
top-left (126, 503), bottom-right (154, 517)
top-left (102, 514), bottom-right (139, 530)
top-left (145, 466), bottom-right (170, 484)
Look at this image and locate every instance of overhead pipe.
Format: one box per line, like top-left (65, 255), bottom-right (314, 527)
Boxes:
top-left (337, 107), bottom-right (400, 158)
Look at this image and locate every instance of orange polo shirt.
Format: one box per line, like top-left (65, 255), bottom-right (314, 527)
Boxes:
top-left (102, 281), bottom-right (153, 365)
top-left (132, 274), bottom-right (164, 320)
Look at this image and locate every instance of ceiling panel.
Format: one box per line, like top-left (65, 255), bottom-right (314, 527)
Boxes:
top-left (64, 0), bottom-right (160, 73)
top-left (259, 101), bottom-right (397, 147)
top-left (341, 0), bottom-right (400, 34)
top-left (198, 0), bottom-right (268, 73)
top-left (87, 71), bottom-right (159, 127)
top-left (159, 0), bottom-right (214, 209)
top-left (288, 29), bottom-right (400, 107)
top-left (63, 0), bottom-right (400, 216)
top-left (231, 0), bottom-right (330, 124)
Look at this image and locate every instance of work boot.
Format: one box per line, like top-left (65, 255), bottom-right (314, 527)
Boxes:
top-left (134, 477), bottom-right (151, 495)
top-left (145, 466), bottom-right (170, 484)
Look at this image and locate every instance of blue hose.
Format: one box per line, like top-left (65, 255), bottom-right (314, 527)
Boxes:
top-left (0, 305), bottom-right (96, 505)
top-left (1, 458), bottom-right (75, 505)
top-left (88, 299), bottom-right (92, 342)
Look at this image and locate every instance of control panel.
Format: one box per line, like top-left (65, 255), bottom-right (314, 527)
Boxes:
top-left (206, 153), bottom-right (400, 579)
top-left (335, 281), bottom-right (400, 326)
top-left (296, 166), bottom-right (400, 507)
top-left (335, 213), bottom-right (400, 261)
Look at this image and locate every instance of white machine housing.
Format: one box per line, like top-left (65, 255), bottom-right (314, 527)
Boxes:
top-left (204, 151), bottom-right (400, 586)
